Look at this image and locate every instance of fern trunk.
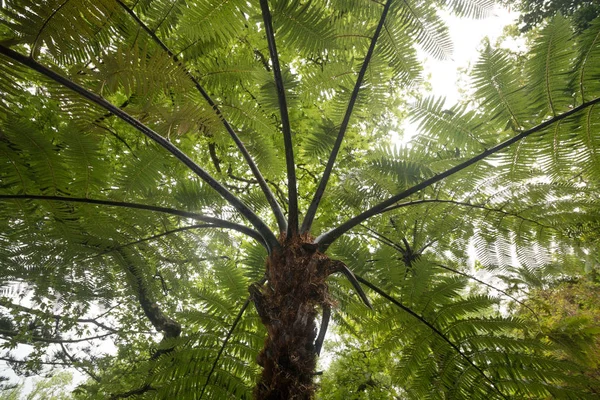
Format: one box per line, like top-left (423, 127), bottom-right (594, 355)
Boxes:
top-left (251, 235), bottom-right (331, 399)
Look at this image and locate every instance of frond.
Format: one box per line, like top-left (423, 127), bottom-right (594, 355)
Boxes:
top-left (394, 1), bottom-right (453, 60)
top-left (573, 17), bottom-right (600, 103)
top-left (471, 45), bottom-right (528, 130)
top-left (525, 15), bottom-right (576, 117)
top-left (175, 0), bottom-right (250, 50)
top-left (271, 0), bottom-right (335, 55)
top-left (443, 0), bottom-right (496, 19)
top-left (3, 0), bottom-right (119, 64)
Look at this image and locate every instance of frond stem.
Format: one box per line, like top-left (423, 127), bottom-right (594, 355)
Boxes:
top-left (301, 0), bottom-right (393, 234)
top-left (114, 0), bottom-right (287, 233)
top-left (383, 198), bottom-right (554, 230)
top-left (0, 329), bottom-right (114, 344)
top-left (316, 95), bottom-right (600, 249)
top-left (81, 224), bottom-right (214, 262)
top-left (0, 194), bottom-right (267, 249)
top-left (259, 0), bottom-right (299, 238)
top-left (0, 44), bottom-right (279, 251)
top-left (199, 296), bottom-right (252, 399)
top-left (355, 275), bottom-right (508, 400)
top-left (31, 0), bottom-right (72, 58)
top-left (432, 264), bottom-right (540, 321)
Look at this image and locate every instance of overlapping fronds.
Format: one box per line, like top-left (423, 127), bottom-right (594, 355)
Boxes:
top-left (2, 0), bottom-right (119, 64)
top-left (2, 0), bottom-right (600, 398)
top-left (444, 0), bottom-right (496, 19)
top-left (325, 255), bottom-right (595, 399)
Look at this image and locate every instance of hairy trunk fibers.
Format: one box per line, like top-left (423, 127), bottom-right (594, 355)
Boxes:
top-left (251, 235), bottom-right (332, 399)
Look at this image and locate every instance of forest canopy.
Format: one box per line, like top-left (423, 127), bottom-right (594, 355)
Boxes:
top-left (1, 0), bottom-right (599, 398)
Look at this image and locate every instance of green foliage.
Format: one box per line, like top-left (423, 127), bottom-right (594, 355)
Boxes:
top-left (501, 0), bottom-right (600, 33)
top-left (3, 371), bottom-right (74, 400)
top-left (0, 0), bottom-right (599, 398)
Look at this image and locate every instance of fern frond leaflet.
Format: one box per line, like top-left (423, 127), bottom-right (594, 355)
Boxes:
top-left (579, 27), bottom-right (600, 101)
top-left (31, 0), bottom-right (72, 58)
top-left (152, 0), bottom-right (178, 33)
top-left (114, 0), bottom-right (287, 233)
top-left (0, 44), bottom-right (279, 251)
top-left (317, 95), bottom-right (600, 249)
top-left (355, 274), bottom-right (509, 400)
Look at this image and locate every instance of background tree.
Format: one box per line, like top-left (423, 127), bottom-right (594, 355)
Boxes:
top-left (1, 0), bottom-right (600, 398)
top-left (1, 371), bottom-right (74, 400)
top-left (501, 0), bottom-right (600, 32)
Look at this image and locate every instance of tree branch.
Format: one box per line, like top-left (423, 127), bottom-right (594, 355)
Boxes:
top-left (0, 356), bottom-right (71, 367)
top-left (0, 329), bottom-right (114, 344)
top-left (59, 343), bottom-right (101, 382)
top-left (259, 0), bottom-right (299, 238)
top-left (0, 44), bottom-right (279, 251)
top-left (114, 0), bottom-right (287, 233)
top-left (0, 299), bottom-right (119, 334)
top-left (116, 249), bottom-right (181, 351)
top-left (355, 275), bottom-right (508, 400)
top-left (316, 95), bottom-right (600, 249)
top-left (0, 194), bottom-right (267, 249)
top-left (109, 384), bottom-right (154, 400)
top-left (301, 0), bottom-right (394, 234)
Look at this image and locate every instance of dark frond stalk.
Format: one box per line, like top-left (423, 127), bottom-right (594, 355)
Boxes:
top-left (259, 0), bottom-right (299, 238)
top-left (0, 44), bottom-right (279, 251)
top-left (359, 224), bottom-right (406, 253)
top-left (355, 275), bottom-right (509, 400)
top-left (330, 260), bottom-right (372, 309)
top-left (316, 95), bottom-right (600, 249)
top-left (199, 296), bottom-right (252, 399)
top-left (314, 304), bottom-right (330, 356)
top-left (300, 0), bottom-right (394, 234)
top-left (114, 1), bottom-right (287, 233)
top-left (0, 194), bottom-right (267, 248)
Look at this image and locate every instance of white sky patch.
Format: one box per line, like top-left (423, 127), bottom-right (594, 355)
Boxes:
top-left (398, 5), bottom-right (520, 144)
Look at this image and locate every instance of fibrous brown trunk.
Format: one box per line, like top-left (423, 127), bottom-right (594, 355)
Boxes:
top-left (250, 235), bottom-right (332, 399)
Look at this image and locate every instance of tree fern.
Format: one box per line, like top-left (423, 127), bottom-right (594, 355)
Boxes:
top-left (2, 1), bottom-right (600, 398)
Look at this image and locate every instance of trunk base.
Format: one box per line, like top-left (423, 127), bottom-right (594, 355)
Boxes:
top-left (251, 235), bottom-right (332, 399)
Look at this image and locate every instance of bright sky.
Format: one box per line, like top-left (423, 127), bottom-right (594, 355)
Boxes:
top-left (425, 5), bottom-right (519, 103)
top-left (400, 5), bottom-right (520, 142)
